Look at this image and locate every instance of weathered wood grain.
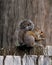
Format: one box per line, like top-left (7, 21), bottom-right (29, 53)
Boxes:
top-left (0, 56), bottom-right (3, 65)
top-left (0, 55), bottom-right (52, 65)
top-left (45, 46), bottom-right (52, 56)
top-left (4, 56), bottom-right (21, 65)
top-left (22, 55), bottom-right (37, 65)
top-left (4, 56), bottom-right (14, 65)
top-left (38, 55), bottom-right (51, 65)
top-left (13, 56), bottom-right (21, 65)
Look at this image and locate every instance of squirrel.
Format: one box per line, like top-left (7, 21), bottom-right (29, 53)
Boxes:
top-left (18, 19), bottom-right (46, 47)
top-left (18, 19), bottom-right (35, 47)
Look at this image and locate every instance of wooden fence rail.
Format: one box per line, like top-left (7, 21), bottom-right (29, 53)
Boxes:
top-left (0, 55), bottom-right (52, 65)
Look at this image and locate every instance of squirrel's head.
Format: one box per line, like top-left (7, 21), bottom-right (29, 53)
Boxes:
top-left (19, 19), bottom-right (34, 31)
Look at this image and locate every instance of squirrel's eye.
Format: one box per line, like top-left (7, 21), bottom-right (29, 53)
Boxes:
top-left (28, 24), bottom-right (29, 26)
top-left (28, 24), bottom-right (30, 26)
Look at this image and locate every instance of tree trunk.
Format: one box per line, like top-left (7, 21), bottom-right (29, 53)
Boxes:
top-left (0, 0), bottom-right (52, 54)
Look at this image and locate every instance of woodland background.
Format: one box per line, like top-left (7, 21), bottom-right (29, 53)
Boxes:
top-left (0, 0), bottom-right (52, 53)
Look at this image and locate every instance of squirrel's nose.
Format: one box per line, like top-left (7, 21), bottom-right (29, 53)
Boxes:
top-left (26, 26), bottom-right (32, 31)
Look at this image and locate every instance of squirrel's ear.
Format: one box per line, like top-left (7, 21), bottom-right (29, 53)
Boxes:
top-left (28, 20), bottom-right (35, 30)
